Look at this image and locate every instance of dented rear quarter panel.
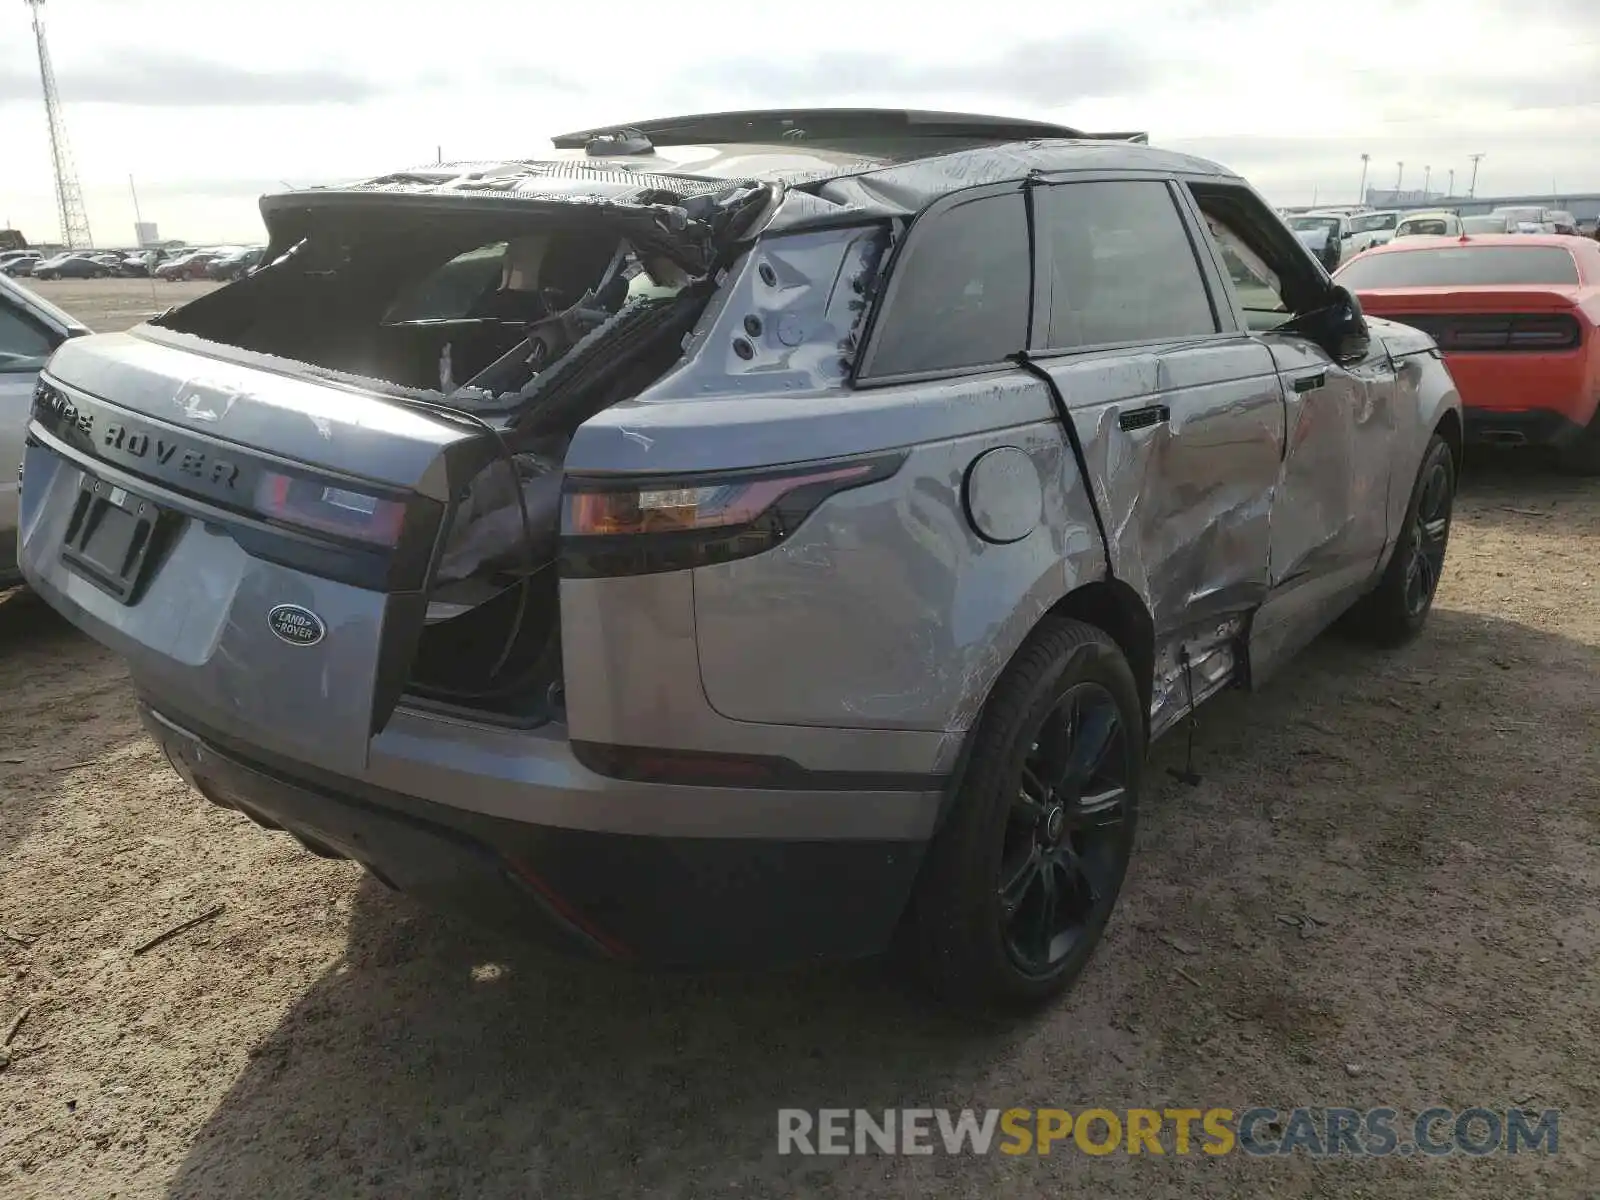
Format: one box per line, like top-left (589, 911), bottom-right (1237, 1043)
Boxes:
top-left (692, 401), bottom-right (1102, 732)
top-left (566, 237), bottom-right (1108, 740)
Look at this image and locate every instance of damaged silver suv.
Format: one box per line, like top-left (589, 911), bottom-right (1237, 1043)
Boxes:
top-left (18, 109), bottom-right (1462, 1008)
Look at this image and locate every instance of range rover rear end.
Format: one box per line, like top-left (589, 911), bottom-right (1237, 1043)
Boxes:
top-left (17, 153), bottom-right (941, 966)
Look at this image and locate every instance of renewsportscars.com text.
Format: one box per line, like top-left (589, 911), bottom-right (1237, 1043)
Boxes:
top-left (777, 1107), bottom-right (1559, 1158)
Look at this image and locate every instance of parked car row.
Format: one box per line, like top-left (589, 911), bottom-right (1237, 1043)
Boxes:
top-left (1286, 204), bottom-right (1585, 273)
top-left (0, 245), bottom-right (265, 282)
top-left (1, 250), bottom-right (118, 280)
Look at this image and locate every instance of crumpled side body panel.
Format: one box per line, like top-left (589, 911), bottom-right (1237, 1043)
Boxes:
top-left (1041, 339), bottom-right (1284, 636)
top-left (693, 406), bottom-right (1102, 734)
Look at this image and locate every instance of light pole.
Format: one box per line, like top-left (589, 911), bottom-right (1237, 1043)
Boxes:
top-left (1396, 161), bottom-right (1405, 192)
top-left (1468, 153), bottom-right (1485, 198)
top-left (1358, 153), bottom-right (1370, 204)
top-left (1448, 168), bottom-right (1456, 197)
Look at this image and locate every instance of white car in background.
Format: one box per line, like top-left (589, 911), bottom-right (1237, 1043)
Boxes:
top-left (1489, 204), bottom-right (1576, 233)
top-left (1392, 211), bottom-right (1465, 239)
top-left (1345, 209), bottom-right (1401, 254)
top-left (1, 273), bottom-right (88, 586)
top-left (1460, 214), bottom-right (1517, 235)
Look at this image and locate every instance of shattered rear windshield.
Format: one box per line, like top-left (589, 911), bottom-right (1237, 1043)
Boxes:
top-left (1337, 246), bottom-right (1580, 288)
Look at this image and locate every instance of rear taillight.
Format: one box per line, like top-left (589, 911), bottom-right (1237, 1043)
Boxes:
top-left (1400, 313), bottom-right (1582, 352)
top-left (560, 452), bottom-right (906, 577)
top-left (254, 469), bottom-right (407, 547)
top-left (1505, 315), bottom-right (1582, 349)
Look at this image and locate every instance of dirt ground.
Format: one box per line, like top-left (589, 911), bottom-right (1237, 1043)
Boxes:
top-left (2, 279), bottom-right (1597, 1198)
top-left (21, 277), bottom-right (222, 331)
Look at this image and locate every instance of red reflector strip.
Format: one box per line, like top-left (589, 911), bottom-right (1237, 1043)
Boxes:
top-left (501, 856), bottom-right (634, 960)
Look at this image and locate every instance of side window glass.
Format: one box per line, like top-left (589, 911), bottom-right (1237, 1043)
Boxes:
top-left (1041, 181), bottom-right (1217, 349)
top-left (0, 297), bottom-right (56, 366)
top-left (1205, 214), bottom-right (1291, 331)
top-left (868, 191), bottom-right (1029, 376)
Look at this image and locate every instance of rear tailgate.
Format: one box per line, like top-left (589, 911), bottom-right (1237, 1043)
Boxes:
top-left (20, 331), bottom-right (494, 775)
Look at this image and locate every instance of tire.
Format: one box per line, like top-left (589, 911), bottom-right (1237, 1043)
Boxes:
top-left (1558, 415), bottom-right (1600, 475)
top-left (1348, 432), bottom-right (1456, 646)
top-left (903, 617), bottom-right (1143, 1011)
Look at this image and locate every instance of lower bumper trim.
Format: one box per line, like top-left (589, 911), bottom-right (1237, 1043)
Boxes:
top-left (1463, 407), bottom-right (1587, 448)
top-left (142, 704), bottom-right (930, 967)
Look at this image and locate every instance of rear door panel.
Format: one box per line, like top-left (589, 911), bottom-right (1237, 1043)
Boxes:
top-left (1045, 338), bottom-right (1284, 636)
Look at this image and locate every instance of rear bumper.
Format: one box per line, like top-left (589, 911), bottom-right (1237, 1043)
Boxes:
top-left (142, 704), bottom-right (930, 967)
top-left (1443, 350), bottom-right (1598, 440)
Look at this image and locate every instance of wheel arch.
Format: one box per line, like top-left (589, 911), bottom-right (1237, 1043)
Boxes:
top-left (928, 575), bottom-right (1155, 851)
top-left (940, 577), bottom-right (1156, 808)
top-left (1434, 405), bottom-right (1463, 477)
top-left (1045, 580), bottom-right (1155, 741)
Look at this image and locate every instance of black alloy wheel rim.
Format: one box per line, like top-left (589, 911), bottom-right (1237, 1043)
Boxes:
top-left (999, 681), bottom-right (1131, 977)
top-left (1404, 459), bottom-right (1453, 617)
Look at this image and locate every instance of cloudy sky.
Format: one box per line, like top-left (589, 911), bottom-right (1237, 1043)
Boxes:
top-left (3, 0), bottom-right (1596, 245)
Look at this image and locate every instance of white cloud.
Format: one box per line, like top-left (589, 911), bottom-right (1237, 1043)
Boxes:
top-left (2, 0), bottom-right (1596, 244)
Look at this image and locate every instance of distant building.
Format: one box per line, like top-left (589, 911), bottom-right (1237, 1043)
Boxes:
top-left (1366, 188), bottom-right (1435, 207)
top-left (1364, 188), bottom-right (1600, 222)
top-left (134, 221), bottom-right (160, 248)
top-left (0, 229), bottom-right (26, 252)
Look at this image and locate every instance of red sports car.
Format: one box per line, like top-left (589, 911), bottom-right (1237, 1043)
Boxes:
top-left (1335, 234), bottom-right (1600, 471)
top-left (155, 250), bottom-right (222, 281)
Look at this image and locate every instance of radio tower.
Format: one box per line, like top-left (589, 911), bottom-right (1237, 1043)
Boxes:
top-left (26, 0), bottom-right (93, 249)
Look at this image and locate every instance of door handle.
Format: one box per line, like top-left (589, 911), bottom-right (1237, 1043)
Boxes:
top-left (1292, 372), bottom-right (1326, 394)
top-left (1118, 404), bottom-right (1170, 432)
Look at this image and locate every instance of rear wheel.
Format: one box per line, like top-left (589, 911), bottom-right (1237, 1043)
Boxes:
top-left (904, 618), bottom-right (1142, 1010)
top-left (1558, 414), bottom-right (1600, 475)
top-left (1348, 432), bottom-right (1455, 645)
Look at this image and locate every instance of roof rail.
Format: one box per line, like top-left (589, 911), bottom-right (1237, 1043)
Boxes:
top-left (550, 108), bottom-right (1096, 149)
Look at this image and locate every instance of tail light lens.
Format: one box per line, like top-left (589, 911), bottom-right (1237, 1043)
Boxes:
top-left (561, 452), bottom-right (906, 577)
top-left (255, 469), bottom-right (407, 547)
top-left (1506, 315), bottom-right (1582, 349)
top-left (1405, 313), bottom-right (1582, 352)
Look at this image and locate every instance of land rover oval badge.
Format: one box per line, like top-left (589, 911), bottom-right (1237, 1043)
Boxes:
top-left (267, 604), bottom-right (326, 647)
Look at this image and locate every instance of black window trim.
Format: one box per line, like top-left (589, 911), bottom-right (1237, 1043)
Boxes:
top-left (854, 180), bottom-right (1035, 387)
top-left (1179, 177), bottom-right (1335, 325)
top-left (1027, 175), bottom-right (1236, 361)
